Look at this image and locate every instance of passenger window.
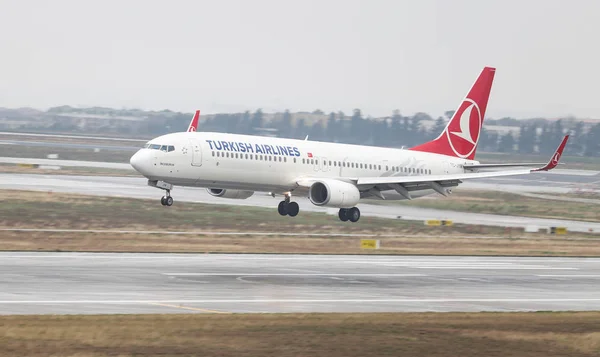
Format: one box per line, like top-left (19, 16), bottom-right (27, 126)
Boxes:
top-left (302, 159), bottom-right (305, 164)
top-left (293, 158), bottom-right (296, 163)
top-left (329, 161), bottom-right (332, 166)
top-left (378, 165), bottom-right (381, 170)
top-left (386, 166), bottom-right (389, 171)
top-left (311, 159), bottom-right (314, 165)
top-left (284, 157), bottom-right (287, 163)
top-left (245, 154), bottom-right (248, 159)
top-left (212, 151), bottom-right (215, 157)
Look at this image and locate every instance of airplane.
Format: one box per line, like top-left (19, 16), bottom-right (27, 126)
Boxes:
top-left (129, 67), bottom-right (569, 223)
top-left (187, 110), bottom-right (200, 132)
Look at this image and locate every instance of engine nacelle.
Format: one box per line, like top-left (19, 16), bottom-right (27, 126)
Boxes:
top-left (207, 188), bottom-right (254, 199)
top-left (308, 179), bottom-right (360, 208)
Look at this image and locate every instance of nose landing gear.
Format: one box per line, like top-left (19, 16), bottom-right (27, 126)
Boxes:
top-left (160, 191), bottom-right (173, 206)
top-left (148, 180), bottom-right (174, 207)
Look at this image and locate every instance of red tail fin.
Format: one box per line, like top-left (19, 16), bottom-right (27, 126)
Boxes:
top-left (410, 67), bottom-right (496, 160)
top-left (187, 110), bottom-right (200, 132)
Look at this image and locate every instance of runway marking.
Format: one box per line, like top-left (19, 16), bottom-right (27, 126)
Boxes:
top-left (537, 275), bottom-right (600, 278)
top-left (2, 254), bottom-right (599, 263)
top-left (162, 273), bottom-right (426, 277)
top-left (147, 302), bottom-right (230, 314)
top-left (0, 228), bottom-right (389, 237)
top-left (1, 298), bottom-right (600, 304)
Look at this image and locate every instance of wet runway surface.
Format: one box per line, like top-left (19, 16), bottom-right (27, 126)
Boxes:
top-left (1, 253), bottom-right (600, 314)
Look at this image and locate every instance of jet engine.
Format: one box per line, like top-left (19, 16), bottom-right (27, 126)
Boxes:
top-left (308, 179), bottom-right (360, 208)
top-left (207, 188), bottom-right (254, 199)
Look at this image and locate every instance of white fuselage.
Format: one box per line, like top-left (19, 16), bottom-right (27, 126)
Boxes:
top-left (130, 131), bottom-right (478, 200)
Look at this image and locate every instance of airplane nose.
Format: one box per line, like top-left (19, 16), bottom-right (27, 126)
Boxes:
top-left (130, 151), bottom-right (145, 173)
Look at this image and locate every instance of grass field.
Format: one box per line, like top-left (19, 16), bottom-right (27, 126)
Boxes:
top-left (1, 312), bottom-right (599, 357)
top-left (1, 190), bottom-right (599, 256)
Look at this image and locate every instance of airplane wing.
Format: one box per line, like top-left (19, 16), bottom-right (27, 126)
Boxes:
top-left (296, 136), bottom-right (569, 200)
top-left (463, 162), bottom-right (550, 170)
top-left (355, 135), bottom-right (568, 198)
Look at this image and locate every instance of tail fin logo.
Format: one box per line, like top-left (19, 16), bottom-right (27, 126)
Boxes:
top-left (551, 152), bottom-right (561, 166)
top-left (446, 98), bottom-right (482, 159)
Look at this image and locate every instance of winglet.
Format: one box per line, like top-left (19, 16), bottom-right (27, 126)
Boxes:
top-left (187, 110), bottom-right (200, 132)
top-left (533, 135), bottom-right (569, 172)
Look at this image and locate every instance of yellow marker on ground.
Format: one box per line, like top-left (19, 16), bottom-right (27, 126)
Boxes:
top-left (360, 239), bottom-right (380, 249)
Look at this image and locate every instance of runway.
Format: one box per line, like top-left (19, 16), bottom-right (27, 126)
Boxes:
top-left (1, 173), bottom-right (600, 232)
top-left (1, 253), bottom-right (600, 314)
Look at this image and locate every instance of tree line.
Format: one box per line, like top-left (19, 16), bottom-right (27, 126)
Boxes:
top-left (199, 109), bottom-right (600, 157)
top-left (9, 105), bottom-right (600, 157)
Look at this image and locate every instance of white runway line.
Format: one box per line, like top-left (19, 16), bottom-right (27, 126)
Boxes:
top-left (162, 273), bottom-right (427, 277)
top-left (1, 298), bottom-right (600, 304)
top-left (0, 228), bottom-right (386, 237)
top-left (537, 275), bottom-right (600, 278)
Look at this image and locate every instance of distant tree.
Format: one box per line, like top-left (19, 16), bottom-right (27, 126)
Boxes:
top-left (498, 132), bottom-right (515, 153)
top-left (566, 121), bottom-right (585, 155)
top-left (309, 121), bottom-right (325, 141)
top-left (430, 117), bottom-right (447, 140)
top-left (277, 109), bottom-right (293, 138)
top-left (479, 127), bottom-right (498, 152)
top-left (250, 109), bottom-right (264, 134)
top-left (517, 123), bottom-right (536, 154)
top-left (325, 112), bottom-right (337, 142)
top-left (537, 124), bottom-right (555, 155)
top-left (312, 109), bottom-right (324, 115)
top-left (584, 123), bottom-right (600, 156)
top-left (444, 110), bottom-right (455, 119)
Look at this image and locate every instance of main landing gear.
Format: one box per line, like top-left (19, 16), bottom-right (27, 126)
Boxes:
top-left (278, 193), bottom-right (299, 217)
top-left (338, 207), bottom-right (360, 223)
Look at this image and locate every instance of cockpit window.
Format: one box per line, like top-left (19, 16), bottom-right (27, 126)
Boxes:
top-left (167, 146), bottom-right (175, 152)
top-left (143, 143), bottom-right (150, 148)
top-left (160, 145), bottom-right (168, 152)
top-left (150, 144), bottom-right (161, 150)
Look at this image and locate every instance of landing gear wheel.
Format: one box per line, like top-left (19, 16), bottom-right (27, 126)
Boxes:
top-left (338, 208), bottom-right (349, 222)
top-left (161, 196), bottom-right (167, 206)
top-left (278, 201), bottom-right (288, 216)
top-left (287, 201), bottom-right (299, 217)
top-left (348, 207), bottom-right (360, 222)
top-left (165, 196), bottom-right (173, 206)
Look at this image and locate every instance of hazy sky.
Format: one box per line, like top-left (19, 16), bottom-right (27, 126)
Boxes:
top-left (1, 0), bottom-right (599, 119)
